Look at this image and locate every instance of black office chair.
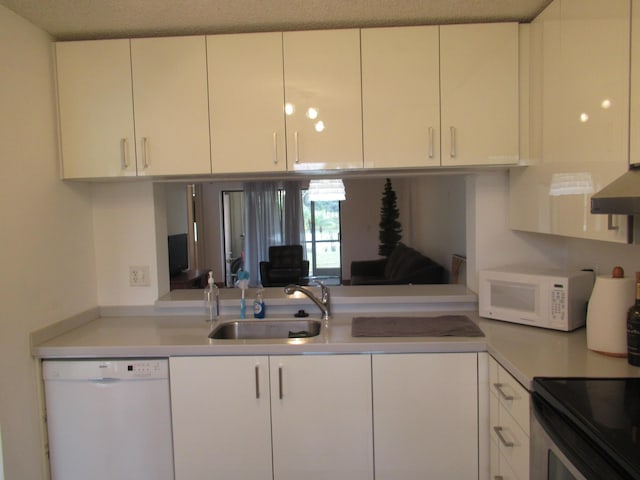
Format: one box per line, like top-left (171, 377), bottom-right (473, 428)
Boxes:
top-left (259, 245), bottom-right (309, 287)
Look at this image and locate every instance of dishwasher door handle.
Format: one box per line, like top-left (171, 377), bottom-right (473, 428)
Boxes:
top-left (89, 378), bottom-right (121, 384)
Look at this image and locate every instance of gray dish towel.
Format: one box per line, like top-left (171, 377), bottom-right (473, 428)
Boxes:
top-left (351, 315), bottom-right (484, 337)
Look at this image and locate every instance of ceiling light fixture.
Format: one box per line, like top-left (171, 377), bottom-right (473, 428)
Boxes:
top-left (308, 179), bottom-right (346, 201)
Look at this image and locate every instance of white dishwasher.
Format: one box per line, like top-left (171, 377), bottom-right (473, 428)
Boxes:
top-left (42, 359), bottom-right (174, 480)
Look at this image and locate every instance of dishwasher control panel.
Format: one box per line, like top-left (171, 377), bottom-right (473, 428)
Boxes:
top-left (42, 359), bottom-right (169, 381)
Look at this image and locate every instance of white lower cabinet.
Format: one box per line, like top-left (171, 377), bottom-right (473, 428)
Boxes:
top-left (170, 354), bottom-right (373, 480)
top-left (171, 352), bottom-right (482, 479)
top-left (170, 356), bottom-right (272, 480)
top-left (489, 356), bottom-right (530, 480)
top-left (270, 355), bottom-right (373, 480)
top-left (372, 353), bottom-right (480, 479)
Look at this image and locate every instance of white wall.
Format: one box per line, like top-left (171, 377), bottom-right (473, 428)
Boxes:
top-left (340, 178), bottom-right (391, 264)
top-left (466, 170), bottom-right (640, 292)
top-left (92, 181), bottom-right (168, 304)
top-left (466, 171), bottom-right (568, 291)
top-left (0, 6), bottom-right (97, 479)
top-left (406, 175), bottom-right (466, 280)
top-left (565, 237), bottom-right (640, 279)
top-left (165, 183), bottom-right (189, 235)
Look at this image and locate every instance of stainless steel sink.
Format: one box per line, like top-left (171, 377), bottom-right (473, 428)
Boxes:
top-left (208, 319), bottom-right (322, 340)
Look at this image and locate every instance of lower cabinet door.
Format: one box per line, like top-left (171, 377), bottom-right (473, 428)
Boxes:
top-left (372, 353), bottom-right (479, 480)
top-left (170, 356), bottom-right (272, 480)
top-left (270, 354), bottom-right (374, 480)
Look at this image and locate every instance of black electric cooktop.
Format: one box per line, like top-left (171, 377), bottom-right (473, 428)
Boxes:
top-left (533, 377), bottom-right (640, 479)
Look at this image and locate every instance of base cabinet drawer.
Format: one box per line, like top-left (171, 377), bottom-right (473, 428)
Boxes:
top-left (489, 356), bottom-right (530, 480)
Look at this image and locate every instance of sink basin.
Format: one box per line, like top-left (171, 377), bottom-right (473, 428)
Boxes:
top-left (209, 319), bottom-right (322, 340)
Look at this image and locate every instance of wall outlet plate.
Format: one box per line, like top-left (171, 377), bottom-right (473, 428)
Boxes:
top-left (129, 266), bottom-right (150, 286)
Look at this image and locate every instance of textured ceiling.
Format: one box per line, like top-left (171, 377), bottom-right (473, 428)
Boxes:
top-left (0, 0), bottom-right (552, 41)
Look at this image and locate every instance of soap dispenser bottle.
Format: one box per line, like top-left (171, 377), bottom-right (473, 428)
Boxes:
top-left (204, 271), bottom-right (220, 323)
top-left (253, 289), bottom-right (266, 318)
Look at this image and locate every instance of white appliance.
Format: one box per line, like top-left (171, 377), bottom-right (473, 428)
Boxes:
top-left (478, 266), bottom-right (594, 331)
top-left (42, 359), bottom-right (174, 480)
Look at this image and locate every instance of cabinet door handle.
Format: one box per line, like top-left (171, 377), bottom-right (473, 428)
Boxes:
top-left (255, 364), bottom-right (260, 399)
top-left (428, 127), bottom-right (434, 159)
top-left (278, 365), bottom-right (284, 399)
top-left (607, 214), bottom-right (619, 231)
top-left (272, 132), bottom-right (279, 165)
top-left (120, 138), bottom-right (130, 169)
top-left (141, 137), bottom-right (150, 169)
top-left (294, 131), bottom-right (300, 164)
top-left (493, 426), bottom-right (514, 448)
top-left (450, 126), bottom-right (456, 158)
top-left (494, 476), bottom-right (505, 480)
top-left (493, 383), bottom-right (515, 401)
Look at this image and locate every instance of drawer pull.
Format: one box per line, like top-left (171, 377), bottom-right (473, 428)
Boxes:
top-left (428, 126), bottom-right (434, 159)
top-left (450, 126), bottom-right (456, 158)
top-left (493, 382), bottom-right (515, 401)
top-left (255, 364), bottom-right (260, 399)
top-left (493, 426), bottom-right (514, 448)
top-left (494, 476), bottom-right (505, 480)
top-left (120, 138), bottom-right (130, 169)
top-left (141, 137), bottom-right (150, 169)
top-left (294, 131), bottom-right (300, 164)
top-left (272, 132), bottom-right (278, 165)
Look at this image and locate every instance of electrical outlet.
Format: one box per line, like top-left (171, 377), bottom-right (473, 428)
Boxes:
top-left (129, 266), bottom-right (150, 286)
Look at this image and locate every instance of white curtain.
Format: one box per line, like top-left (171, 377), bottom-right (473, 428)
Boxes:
top-left (243, 181), bottom-right (306, 286)
top-left (243, 182), bottom-right (282, 286)
top-left (282, 180), bottom-right (305, 250)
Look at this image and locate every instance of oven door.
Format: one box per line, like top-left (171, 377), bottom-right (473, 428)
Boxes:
top-left (531, 401), bottom-right (587, 480)
top-left (531, 393), bottom-right (631, 480)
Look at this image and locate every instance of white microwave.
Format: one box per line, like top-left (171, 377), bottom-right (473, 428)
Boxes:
top-left (478, 266), bottom-right (594, 331)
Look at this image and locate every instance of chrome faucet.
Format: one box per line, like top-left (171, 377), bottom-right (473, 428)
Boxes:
top-left (284, 283), bottom-right (332, 321)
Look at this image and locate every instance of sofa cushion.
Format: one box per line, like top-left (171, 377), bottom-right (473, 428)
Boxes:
top-left (385, 243), bottom-right (429, 281)
top-left (384, 242), bottom-right (408, 279)
top-left (269, 245), bottom-right (303, 268)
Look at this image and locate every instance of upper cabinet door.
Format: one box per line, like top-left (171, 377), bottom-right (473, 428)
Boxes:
top-left (630, 0), bottom-right (640, 166)
top-left (283, 29), bottom-right (363, 171)
top-left (440, 23), bottom-right (519, 166)
top-left (361, 26), bottom-right (441, 169)
top-left (130, 36), bottom-right (211, 176)
top-left (510, 0), bottom-right (631, 243)
top-left (56, 39), bottom-right (137, 179)
top-left (208, 33), bottom-right (287, 173)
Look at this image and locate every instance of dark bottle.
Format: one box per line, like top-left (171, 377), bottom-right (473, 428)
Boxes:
top-left (628, 272), bottom-right (640, 366)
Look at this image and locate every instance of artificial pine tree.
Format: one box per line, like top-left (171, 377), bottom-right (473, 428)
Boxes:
top-left (378, 178), bottom-right (402, 257)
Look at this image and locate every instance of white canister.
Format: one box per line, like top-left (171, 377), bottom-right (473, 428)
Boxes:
top-left (586, 268), bottom-right (635, 356)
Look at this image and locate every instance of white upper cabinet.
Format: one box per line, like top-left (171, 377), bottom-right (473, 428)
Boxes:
top-left (283, 29), bottom-right (363, 171)
top-left (631, 0), bottom-right (640, 166)
top-left (56, 39), bottom-right (137, 178)
top-left (440, 23), bottom-right (520, 166)
top-left (207, 33), bottom-right (287, 173)
top-left (130, 36), bottom-right (211, 176)
top-left (361, 26), bottom-right (441, 169)
top-left (510, 0), bottom-right (631, 243)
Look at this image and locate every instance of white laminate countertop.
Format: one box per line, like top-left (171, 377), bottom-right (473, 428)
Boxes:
top-left (31, 284), bottom-right (640, 389)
